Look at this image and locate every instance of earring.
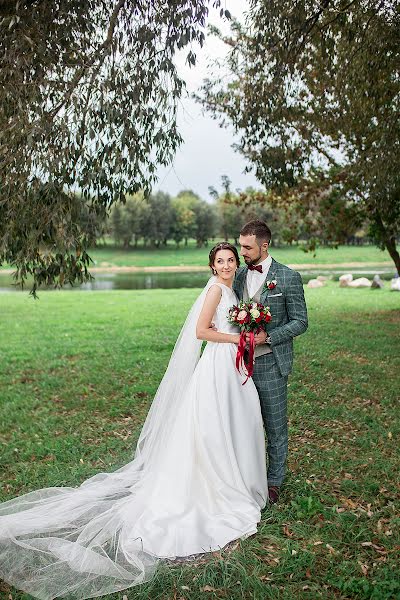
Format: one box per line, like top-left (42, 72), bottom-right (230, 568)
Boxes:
top-left (212, 269), bottom-right (217, 275)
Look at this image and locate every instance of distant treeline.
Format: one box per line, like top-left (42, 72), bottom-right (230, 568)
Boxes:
top-left (106, 189), bottom-right (369, 248)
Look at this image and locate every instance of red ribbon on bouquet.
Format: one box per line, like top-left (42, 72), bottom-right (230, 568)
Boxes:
top-left (235, 330), bottom-right (256, 385)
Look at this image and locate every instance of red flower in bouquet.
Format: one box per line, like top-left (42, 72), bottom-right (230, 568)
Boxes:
top-left (228, 299), bottom-right (272, 384)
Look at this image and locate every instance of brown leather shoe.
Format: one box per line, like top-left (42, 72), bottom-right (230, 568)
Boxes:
top-left (268, 486), bottom-right (280, 504)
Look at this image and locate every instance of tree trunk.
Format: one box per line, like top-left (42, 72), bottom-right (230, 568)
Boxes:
top-left (375, 212), bottom-right (400, 275)
top-left (385, 236), bottom-right (400, 275)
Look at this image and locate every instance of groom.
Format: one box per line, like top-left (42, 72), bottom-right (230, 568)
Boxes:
top-left (233, 219), bottom-right (308, 504)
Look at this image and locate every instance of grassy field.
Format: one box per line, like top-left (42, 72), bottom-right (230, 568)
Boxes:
top-left (85, 243), bottom-right (393, 268)
top-left (0, 284), bottom-right (399, 599)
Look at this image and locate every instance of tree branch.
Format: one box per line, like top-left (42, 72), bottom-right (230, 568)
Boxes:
top-left (47, 0), bottom-right (126, 120)
top-left (318, 0), bottom-right (358, 31)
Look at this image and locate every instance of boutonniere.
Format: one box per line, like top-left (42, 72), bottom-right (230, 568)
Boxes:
top-left (265, 278), bottom-right (277, 291)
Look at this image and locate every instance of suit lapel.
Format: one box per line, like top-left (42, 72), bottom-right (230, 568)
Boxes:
top-left (233, 267), bottom-right (247, 301)
top-left (260, 257), bottom-right (280, 304)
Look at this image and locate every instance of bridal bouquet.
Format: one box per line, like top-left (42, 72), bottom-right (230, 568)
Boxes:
top-left (227, 300), bottom-right (272, 384)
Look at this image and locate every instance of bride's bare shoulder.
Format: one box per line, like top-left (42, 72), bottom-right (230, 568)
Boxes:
top-left (198, 284), bottom-right (223, 322)
top-left (206, 283), bottom-right (223, 299)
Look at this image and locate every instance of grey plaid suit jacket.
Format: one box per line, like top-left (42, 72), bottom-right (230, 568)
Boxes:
top-left (232, 258), bottom-right (308, 377)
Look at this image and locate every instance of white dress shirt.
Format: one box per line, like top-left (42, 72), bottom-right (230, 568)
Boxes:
top-left (246, 254), bottom-right (273, 298)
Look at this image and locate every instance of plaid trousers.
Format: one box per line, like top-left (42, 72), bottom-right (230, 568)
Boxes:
top-left (252, 353), bottom-right (288, 486)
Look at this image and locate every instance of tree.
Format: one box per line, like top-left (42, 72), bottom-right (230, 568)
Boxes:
top-left (0, 0), bottom-right (229, 293)
top-left (216, 197), bottom-right (241, 243)
top-left (192, 200), bottom-right (218, 246)
top-left (209, 176), bottom-right (239, 243)
top-left (145, 191), bottom-right (174, 247)
top-left (211, 177), bottom-right (278, 244)
top-left (110, 192), bottom-right (148, 248)
top-left (198, 1), bottom-right (400, 272)
top-left (127, 193), bottom-right (150, 247)
top-left (171, 196), bottom-right (196, 247)
top-left (175, 189), bottom-right (217, 246)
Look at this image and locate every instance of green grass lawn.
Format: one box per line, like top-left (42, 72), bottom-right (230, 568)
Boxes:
top-left (0, 284), bottom-right (399, 599)
top-left (85, 242), bottom-right (393, 268)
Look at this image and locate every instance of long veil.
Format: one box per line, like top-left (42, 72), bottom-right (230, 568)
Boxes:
top-left (0, 276), bottom-right (218, 600)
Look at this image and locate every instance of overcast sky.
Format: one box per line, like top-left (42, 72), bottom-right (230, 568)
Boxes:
top-left (155, 0), bottom-right (261, 201)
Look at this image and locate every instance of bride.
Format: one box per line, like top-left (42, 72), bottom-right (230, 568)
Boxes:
top-left (0, 242), bottom-right (268, 600)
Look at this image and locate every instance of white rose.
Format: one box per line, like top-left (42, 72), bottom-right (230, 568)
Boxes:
top-left (237, 310), bottom-right (247, 320)
top-left (250, 308), bottom-right (260, 319)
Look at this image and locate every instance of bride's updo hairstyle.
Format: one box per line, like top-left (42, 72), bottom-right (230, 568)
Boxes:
top-left (208, 242), bottom-right (240, 272)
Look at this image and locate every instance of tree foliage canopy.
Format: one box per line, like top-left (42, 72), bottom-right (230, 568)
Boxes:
top-left (0, 0), bottom-right (228, 293)
top-left (198, 0), bottom-right (400, 272)
top-left (110, 189), bottom-right (218, 248)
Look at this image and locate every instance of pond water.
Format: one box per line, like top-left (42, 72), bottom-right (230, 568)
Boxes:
top-left (0, 268), bottom-right (396, 292)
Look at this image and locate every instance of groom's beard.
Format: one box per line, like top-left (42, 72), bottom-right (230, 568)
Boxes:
top-left (244, 253), bottom-right (262, 266)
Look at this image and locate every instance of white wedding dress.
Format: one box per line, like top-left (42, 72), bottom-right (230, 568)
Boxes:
top-left (0, 279), bottom-right (268, 600)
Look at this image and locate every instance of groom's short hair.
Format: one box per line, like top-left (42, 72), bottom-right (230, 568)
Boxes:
top-left (240, 220), bottom-right (272, 245)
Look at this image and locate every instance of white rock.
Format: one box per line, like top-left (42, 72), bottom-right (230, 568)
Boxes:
top-left (390, 277), bottom-right (400, 291)
top-left (348, 277), bottom-right (371, 288)
top-left (339, 274), bottom-right (353, 287)
top-left (317, 275), bottom-right (328, 282)
top-left (371, 274), bottom-right (384, 289)
top-left (307, 279), bottom-right (324, 288)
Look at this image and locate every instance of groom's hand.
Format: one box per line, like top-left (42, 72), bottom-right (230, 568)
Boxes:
top-left (246, 331), bottom-right (268, 346)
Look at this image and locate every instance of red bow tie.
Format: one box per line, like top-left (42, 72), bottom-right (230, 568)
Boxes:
top-left (248, 264), bottom-right (263, 273)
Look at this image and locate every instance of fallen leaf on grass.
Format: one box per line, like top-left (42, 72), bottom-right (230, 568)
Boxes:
top-left (306, 568), bottom-right (312, 579)
top-left (200, 586), bottom-right (217, 592)
top-left (283, 524), bottom-right (294, 537)
top-left (325, 544), bottom-right (336, 554)
top-left (339, 496), bottom-right (358, 509)
top-left (361, 541), bottom-right (387, 553)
